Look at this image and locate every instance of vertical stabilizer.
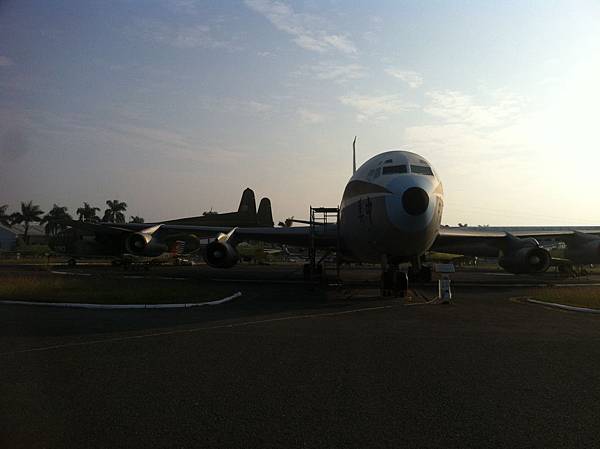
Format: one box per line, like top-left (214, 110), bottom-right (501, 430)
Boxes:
top-left (238, 188), bottom-right (257, 216)
top-left (353, 136), bottom-right (357, 174)
top-left (257, 198), bottom-right (274, 227)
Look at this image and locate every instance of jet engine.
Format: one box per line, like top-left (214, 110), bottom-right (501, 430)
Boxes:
top-left (125, 232), bottom-right (168, 257)
top-left (565, 235), bottom-right (600, 264)
top-left (498, 237), bottom-right (551, 274)
top-left (204, 240), bottom-right (239, 268)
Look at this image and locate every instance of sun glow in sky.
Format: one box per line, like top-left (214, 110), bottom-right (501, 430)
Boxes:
top-left (1, 0), bottom-right (600, 225)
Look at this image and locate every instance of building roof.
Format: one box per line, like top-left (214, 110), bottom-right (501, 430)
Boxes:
top-left (0, 223), bottom-right (17, 235)
top-left (9, 223), bottom-right (46, 236)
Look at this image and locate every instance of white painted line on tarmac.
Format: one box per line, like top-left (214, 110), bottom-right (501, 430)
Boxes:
top-left (50, 270), bottom-right (92, 277)
top-left (553, 283), bottom-right (600, 287)
top-left (526, 299), bottom-right (600, 314)
top-left (0, 292), bottom-right (242, 310)
top-left (456, 283), bottom-right (549, 288)
top-left (1, 304), bottom-right (394, 356)
top-left (211, 278), bottom-right (307, 284)
top-left (50, 271), bottom-right (189, 281)
top-left (457, 282), bottom-right (600, 288)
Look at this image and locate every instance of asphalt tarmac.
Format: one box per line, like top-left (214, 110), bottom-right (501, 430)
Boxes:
top-left (2, 264), bottom-right (600, 448)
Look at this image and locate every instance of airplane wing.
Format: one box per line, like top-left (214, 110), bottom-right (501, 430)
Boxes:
top-left (159, 224), bottom-right (338, 247)
top-left (432, 227), bottom-right (600, 263)
top-left (434, 227), bottom-right (600, 249)
top-left (60, 220), bottom-right (136, 235)
top-left (61, 220), bottom-right (338, 248)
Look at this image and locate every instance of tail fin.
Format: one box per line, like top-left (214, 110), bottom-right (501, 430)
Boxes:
top-left (353, 136), bottom-right (357, 174)
top-left (257, 198), bottom-right (274, 227)
top-left (238, 188), bottom-right (257, 216)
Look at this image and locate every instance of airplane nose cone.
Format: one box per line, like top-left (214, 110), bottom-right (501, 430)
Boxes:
top-left (402, 187), bottom-right (429, 216)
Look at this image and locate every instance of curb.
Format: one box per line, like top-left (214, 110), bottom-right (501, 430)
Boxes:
top-left (526, 298), bottom-right (600, 314)
top-left (0, 292), bottom-right (242, 310)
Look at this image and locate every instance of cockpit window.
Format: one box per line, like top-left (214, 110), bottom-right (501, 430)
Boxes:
top-left (382, 165), bottom-right (407, 175)
top-left (410, 165), bottom-right (433, 176)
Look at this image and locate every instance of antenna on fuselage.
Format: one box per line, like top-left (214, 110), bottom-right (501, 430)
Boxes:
top-left (352, 136), bottom-right (357, 174)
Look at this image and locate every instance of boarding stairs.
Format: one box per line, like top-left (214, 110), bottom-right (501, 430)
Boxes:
top-left (304, 206), bottom-right (341, 282)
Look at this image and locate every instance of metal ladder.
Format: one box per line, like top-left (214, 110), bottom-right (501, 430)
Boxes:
top-left (306, 206), bottom-right (340, 281)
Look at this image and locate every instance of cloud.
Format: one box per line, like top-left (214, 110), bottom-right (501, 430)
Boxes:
top-left (297, 61), bottom-right (366, 84)
top-left (200, 98), bottom-right (274, 116)
top-left (0, 127), bottom-right (30, 163)
top-left (297, 108), bottom-right (325, 124)
top-left (164, 0), bottom-right (201, 15)
top-left (362, 31), bottom-right (377, 43)
top-left (244, 0), bottom-right (357, 54)
top-left (132, 19), bottom-right (233, 49)
top-left (404, 89), bottom-right (526, 157)
top-left (339, 93), bottom-right (417, 122)
top-left (385, 68), bottom-right (423, 88)
top-left (0, 56), bottom-right (14, 67)
top-left (19, 108), bottom-right (244, 167)
top-left (423, 89), bottom-right (524, 128)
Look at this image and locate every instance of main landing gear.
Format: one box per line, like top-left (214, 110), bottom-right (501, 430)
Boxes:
top-left (303, 263), bottom-right (323, 281)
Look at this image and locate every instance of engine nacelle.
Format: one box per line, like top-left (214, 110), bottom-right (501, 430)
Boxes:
top-left (565, 240), bottom-right (600, 265)
top-left (499, 246), bottom-right (551, 274)
top-left (204, 240), bottom-right (239, 268)
top-left (125, 232), bottom-right (168, 257)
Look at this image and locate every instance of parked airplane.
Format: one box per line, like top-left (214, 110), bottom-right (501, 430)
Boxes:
top-left (56, 148), bottom-right (600, 295)
top-left (162, 188), bottom-right (274, 227)
top-left (49, 188), bottom-right (274, 265)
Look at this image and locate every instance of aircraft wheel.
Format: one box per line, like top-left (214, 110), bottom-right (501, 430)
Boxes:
top-left (420, 266), bottom-right (432, 282)
top-left (315, 264), bottom-right (324, 278)
top-left (396, 272), bottom-right (408, 298)
top-left (380, 271), bottom-right (393, 297)
top-left (303, 264), bottom-right (312, 281)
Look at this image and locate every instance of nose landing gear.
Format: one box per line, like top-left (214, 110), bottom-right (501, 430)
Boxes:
top-left (380, 264), bottom-right (408, 297)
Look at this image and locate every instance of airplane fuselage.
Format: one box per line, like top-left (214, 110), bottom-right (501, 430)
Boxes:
top-left (339, 150), bottom-right (444, 264)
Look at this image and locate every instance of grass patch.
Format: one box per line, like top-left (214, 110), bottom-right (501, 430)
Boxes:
top-left (527, 287), bottom-right (600, 309)
top-left (0, 275), bottom-right (238, 304)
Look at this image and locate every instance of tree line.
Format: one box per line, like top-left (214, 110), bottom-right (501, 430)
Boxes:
top-left (0, 201), bottom-right (145, 244)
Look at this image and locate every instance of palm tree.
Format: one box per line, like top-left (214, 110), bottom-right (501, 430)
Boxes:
top-left (103, 200), bottom-right (127, 223)
top-left (76, 202), bottom-right (100, 222)
top-left (0, 204), bottom-right (11, 227)
top-left (42, 204), bottom-right (72, 235)
top-left (10, 201), bottom-right (44, 244)
top-left (129, 216), bottom-right (145, 224)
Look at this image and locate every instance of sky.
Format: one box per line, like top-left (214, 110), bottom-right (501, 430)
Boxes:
top-left (1, 0), bottom-right (600, 225)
